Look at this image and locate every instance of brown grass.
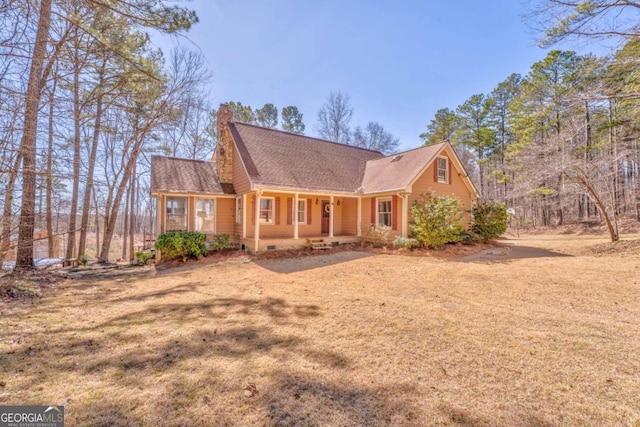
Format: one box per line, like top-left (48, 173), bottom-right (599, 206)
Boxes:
top-left (1, 234), bottom-right (639, 426)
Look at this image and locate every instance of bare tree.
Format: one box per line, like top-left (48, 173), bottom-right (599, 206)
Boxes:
top-left (316, 91), bottom-right (353, 144)
top-left (352, 122), bottom-right (399, 154)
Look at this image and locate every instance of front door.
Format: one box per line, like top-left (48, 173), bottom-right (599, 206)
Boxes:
top-left (321, 200), bottom-right (330, 234)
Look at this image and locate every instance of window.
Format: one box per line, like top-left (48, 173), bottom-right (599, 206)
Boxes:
top-left (377, 198), bottom-right (392, 227)
top-left (236, 196), bottom-right (243, 224)
top-left (195, 199), bottom-right (215, 233)
top-left (166, 197), bottom-right (188, 231)
top-left (259, 197), bottom-right (274, 224)
top-left (437, 157), bottom-right (448, 183)
top-left (297, 199), bottom-right (306, 224)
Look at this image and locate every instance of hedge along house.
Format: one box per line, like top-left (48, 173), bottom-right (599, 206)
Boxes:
top-left (150, 104), bottom-right (478, 252)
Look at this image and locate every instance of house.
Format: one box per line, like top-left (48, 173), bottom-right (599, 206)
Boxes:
top-left (150, 104), bottom-right (478, 252)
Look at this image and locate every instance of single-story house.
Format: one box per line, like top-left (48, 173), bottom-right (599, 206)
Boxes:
top-left (150, 104), bottom-right (478, 252)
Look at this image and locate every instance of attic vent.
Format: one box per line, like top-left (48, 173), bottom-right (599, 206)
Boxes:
top-left (391, 155), bottom-right (403, 162)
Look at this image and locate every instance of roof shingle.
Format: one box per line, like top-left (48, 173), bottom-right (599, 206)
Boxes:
top-left (151, 156), bottom-right (234, 195)
top-left (361, 143), bottom-right (446, 194)
top-left (230, 122), bottom-right (384, 192)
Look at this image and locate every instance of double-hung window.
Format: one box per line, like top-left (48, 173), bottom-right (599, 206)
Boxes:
top-left (437, 157), bottom-right (448, 183)
top-left (166, 197), bottom-right (188, 231)
top-left (195, 199), bottom-right (215, 233)
top-left (377, 198), bottom-right (392, 227)
top-left (297, 199), bottom-right (306, 224)
top-left (260, 197), bottom-right (274, 224)
top-left (235, 196), bottom-right (243, 224)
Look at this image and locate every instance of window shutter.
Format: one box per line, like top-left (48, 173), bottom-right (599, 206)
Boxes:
top-left (449, 159), bottom-right (453, 184)
top-left (275, 197), bottom-right (281, 225)
top-left (251, 196), bottom-right (255, 225)
top-left (392, 195), bottom-right (398, 230)
top-left (307, 198), bottom-right (312, 224)
top-left (370, 198), bottom-right (376, 225)
top-left (287, 198), bottom-right (292, 225)
top-left (434, 160), bottom-right (438, 182)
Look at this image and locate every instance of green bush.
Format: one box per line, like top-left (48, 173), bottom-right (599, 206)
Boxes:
top-left (134, 250), bottom-right (155, 266)
top-left (78, 254), bottom-right (90, 266)
top-left (209, 234), bottom-right (230, 251)
top-left (410, 192), bottom-right (464, 249)
top-left (471, 199), bottom-right (508, 242)
top-left (392, 237), bottom-right (421, 249)
top-left (155, 231), bottom-right (207, 262)
top-left (458, 230), bottom-right (483, 245)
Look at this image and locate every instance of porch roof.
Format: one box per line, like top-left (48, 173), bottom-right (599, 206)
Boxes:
top-left (151, 156), bottom-right (234, 195)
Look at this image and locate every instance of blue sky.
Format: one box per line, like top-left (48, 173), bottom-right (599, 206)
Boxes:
top-left (154, 0), bottom-right (603, 152)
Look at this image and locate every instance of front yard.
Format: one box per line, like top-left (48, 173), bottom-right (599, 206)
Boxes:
top-left (1, 235), bottom-right (639, 426)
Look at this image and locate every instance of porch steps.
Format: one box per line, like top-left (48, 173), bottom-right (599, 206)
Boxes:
top-left (307, 238), bottom-right (331, 250)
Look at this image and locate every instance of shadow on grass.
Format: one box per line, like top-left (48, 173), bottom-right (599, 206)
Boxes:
top-left (436, 403), bottom-right (556, 427)
top-left (265, 373), bottom-right (420, 426)
top-left (455, 244), bottom-right (573, 263)
top-left (255, 250), bottom-right (372, 274)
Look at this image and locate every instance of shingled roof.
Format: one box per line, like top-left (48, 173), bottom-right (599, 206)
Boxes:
top-left (230, 122), bottom-right (384, 192)
top-left (361, 143), bottom-right (447, 194)
top-left (150, 156), bottom-right (234, 195)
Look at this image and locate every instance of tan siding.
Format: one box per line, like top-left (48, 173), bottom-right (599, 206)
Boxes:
top-left (216, 198), bottom-right (235, 236)
top-left (231, 143), bottom-right (251, 194)
top-left (409, 147), bottom-right (473, 226)
top-left (341, 198), bottom-right (357, 235)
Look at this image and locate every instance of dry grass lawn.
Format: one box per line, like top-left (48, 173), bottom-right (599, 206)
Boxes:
top-left (1, 234), bottom-right (639, 426)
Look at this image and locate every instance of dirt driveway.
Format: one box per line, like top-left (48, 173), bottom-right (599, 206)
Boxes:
top-left (1, 234), bottom-right (639, 426)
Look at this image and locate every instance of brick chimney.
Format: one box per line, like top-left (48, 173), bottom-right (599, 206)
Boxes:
top-left (215, 103), bottom-right (234, 183)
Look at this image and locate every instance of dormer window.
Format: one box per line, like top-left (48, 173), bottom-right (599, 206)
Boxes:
top-left (437, 157), bottom-right (448, 183)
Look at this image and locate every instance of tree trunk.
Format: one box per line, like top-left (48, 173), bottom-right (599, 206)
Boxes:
top-left (78, 88), bottom-right (103, 258)
top-left (0, 154), bottom-right (21, 264)
top-left (66, 31), bottom-right (82, 261)
top-left (46, 85), bottom-right (55, 257)
top-left (15, 0), bottom-right (53, 270)
top-left (121, 181), bottom-right (130, 261)
top-left (129, 164), bottom-right (136, 262)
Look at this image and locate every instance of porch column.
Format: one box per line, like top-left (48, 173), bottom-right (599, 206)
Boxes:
top-left (242, 194), bottom-right (247, 238)
top-left (293, 193), bottom-right (299, 239)
top-left (254, 190), bottom-right (262, 252)
top-left (329, 195), bottom-right (334, 238)
top-left (356, 197), bottom-right (362, 237)
top-left (157, 195), bottom-right (163, 235)
top-left (401, 193), bottom-right (409, 238)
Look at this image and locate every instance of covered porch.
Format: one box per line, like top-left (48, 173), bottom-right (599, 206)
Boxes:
top-left (239, 189), bottom-right (367, 253)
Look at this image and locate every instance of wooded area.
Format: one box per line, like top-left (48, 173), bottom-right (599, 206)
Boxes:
top-left (421, 45), bottom-right (640, 241)
top-left (1, 0), bottom-right (638, 270)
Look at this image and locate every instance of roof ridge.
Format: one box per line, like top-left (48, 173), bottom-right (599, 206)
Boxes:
top-left (152, 155), bottom-right (213, 164)
top-left (383, 141), bottom-right (447, 158)
top-left (232, 121), bottom-right (384, 155)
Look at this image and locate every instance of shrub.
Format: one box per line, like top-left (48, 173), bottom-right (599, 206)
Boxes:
top-left (155, 231), bottom-right (207, 262)
top-left (209, 234), bottom-right (230, 252)
top-left (134, 250), bottom-right (155, 266)
top-left (78, 254), bottom-right (90, 266)
top-left (458, 230), bottom-right (483, 245)
top-left (410, 192), bottom-right (464, 249)
top-left (471, 199), bottom-right (508, 242)
top-left (365, 224), bottom-right (392, 247)
top-left (392, 237), bottom-right (421, 249)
